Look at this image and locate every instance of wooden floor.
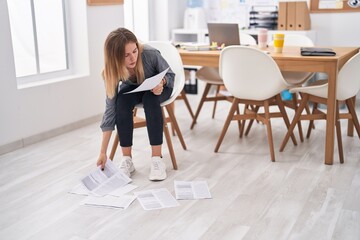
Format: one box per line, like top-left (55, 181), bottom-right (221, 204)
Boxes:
top-left (1, 94), bottom-right (360, 240)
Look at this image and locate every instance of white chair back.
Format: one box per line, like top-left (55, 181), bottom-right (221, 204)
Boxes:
top-left (337, 52), bottom-right (360, 100)
top-left (146, 41), bottom-right (185, 106)
top-left (240, 32), bottom-right (257, 45)
top-left (269, 34), bottom-right (314, 47)
top-left (284, 34), bottom-right (314, 47)
top-left (220, 46), bottom-right (287, 100)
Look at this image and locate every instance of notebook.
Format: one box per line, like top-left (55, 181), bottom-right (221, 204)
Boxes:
top-left (207, 23), bottom-right (240, 48)
top-left (300, 47), bottom-right (336, 56)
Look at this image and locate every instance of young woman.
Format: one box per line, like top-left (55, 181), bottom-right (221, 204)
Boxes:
top-left (97, 28), bottom-right (175, 181)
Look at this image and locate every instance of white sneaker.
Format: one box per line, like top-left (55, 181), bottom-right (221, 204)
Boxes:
top-left (149, 157), bottom-right (167, 181)
top-left (119, 156), bottom-right (135, 177)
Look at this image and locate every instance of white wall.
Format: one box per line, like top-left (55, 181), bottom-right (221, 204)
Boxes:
top-left (149, 0), bottom-right (187, 41)
top-left (0, 1), bottom-right (124, 150)
top-left (310, 12), bottom-right (360, 46)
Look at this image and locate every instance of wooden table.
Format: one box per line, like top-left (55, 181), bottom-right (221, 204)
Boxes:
top-left (179, 46), bottom-right (360, 165)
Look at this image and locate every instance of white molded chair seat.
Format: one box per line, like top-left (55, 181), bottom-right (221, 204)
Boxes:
top-left (278, 34), bottom-right (315, 86)
top-left (215, 46), bottom-right (297, 161)
top-left (196, 67), bottom-right (223, 85)
top-left (275, 34), bottom-right (316, 142)
top-left (280, 52), bottom-right (360, 163)
top-left (191, 33), bottom-right (257, 129)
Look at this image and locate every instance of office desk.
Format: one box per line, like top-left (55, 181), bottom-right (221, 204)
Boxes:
top-left (179, 46), bottom-right (360, 165)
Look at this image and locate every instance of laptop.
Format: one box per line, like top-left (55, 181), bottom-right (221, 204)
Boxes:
top-left (207, 23), bottom-right (240, 48)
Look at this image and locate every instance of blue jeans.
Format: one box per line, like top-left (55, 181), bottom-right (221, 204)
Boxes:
top-left (116, 84), bottom-right (173, 147)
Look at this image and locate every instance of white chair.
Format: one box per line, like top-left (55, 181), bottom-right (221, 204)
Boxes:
top-left (240, 32), bottom-right (257, 46)
top-left (215, 46), bottom-right (297, 161)
top-left (275, 34), bottom-right (315, 142)
top-left (190, 33), bottom-right (257, 129)
top-left (280, 52), bottom-right (360, 163)
top-left (281, 34), bottom-right (315, 86)
top-left (110, 41), bottom-right (187, 170)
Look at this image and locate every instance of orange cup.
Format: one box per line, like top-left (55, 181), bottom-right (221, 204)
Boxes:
top-left (273, 33), bottom-right (285, 53)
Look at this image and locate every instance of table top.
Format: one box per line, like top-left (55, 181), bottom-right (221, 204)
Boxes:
top-left (179, 46), bottom-right (359, 71)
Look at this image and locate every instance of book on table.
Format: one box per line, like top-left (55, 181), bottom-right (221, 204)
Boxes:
top-left (300, 47), bottom-right (336, 56)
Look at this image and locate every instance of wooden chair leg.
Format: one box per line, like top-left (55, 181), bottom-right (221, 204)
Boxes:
top-left (300, 92), bottom-right (315, 130)
top-left (215, 98), bottom-right (239, 152)
top-left (191, 83), bottom-right (212, 129)
top-left (239, 104), bottom-right (248, 138)
top-left (109, 133), bottom-right (119, 160)
top-left (335, 102), bottom-right (344, 163)
top-left (169, 102), bottom-right (176, 136)
top-left (245, 106), bottom-right (259, 136)
top-left (264, 100), bottom-right (275, 161)
top-left (236, 104), bottom-right (242, 137)
top-left (280, 94), bottom-right (309, 152)
top-left (292, 93), bottom-right (304, 142)
top-left (180, 89), bottom-right (195, 120)
top-left (162, 108), bottom-right (178, 170)
top-left (347, 96), bottom-right (356, 136)
top-left (306, 102), bottom-right (318, 139)
top-left (165, 105), bottom-right (187, 150)
top-left (276, 94), bottom-right (297, 146)
top-left (212, 85), bottom-right (221, 119)
top-left (346, 99), bottom-right (360, 138)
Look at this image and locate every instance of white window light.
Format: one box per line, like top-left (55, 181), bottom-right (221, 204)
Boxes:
top-left (7, 0), bottom-right (70, 86)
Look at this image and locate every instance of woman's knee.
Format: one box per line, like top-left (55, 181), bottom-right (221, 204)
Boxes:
top-left (142, 92), bottom-right (161, 109)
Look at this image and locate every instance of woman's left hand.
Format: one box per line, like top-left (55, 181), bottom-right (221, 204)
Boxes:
top-left (151, 79), bottom-right (164, 95)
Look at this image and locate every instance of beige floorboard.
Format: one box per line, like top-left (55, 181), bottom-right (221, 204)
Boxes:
top-left (0, 94), bottom-right (359, 240)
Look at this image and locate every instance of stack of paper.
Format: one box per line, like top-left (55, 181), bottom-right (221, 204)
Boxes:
top-left (180, 42), bottom-right (211, 51)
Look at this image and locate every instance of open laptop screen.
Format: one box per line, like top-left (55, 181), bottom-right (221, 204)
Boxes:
top-left (207, 23), bottom-right (240, 47)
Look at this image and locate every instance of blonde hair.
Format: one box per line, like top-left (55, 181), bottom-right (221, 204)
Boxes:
top-left (103, 28), bottom-right (145, 98)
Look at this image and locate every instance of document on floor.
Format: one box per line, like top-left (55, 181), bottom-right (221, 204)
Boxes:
top-left (174, 180), bottom-right (212, 200)
top-left (69, 182), bottom-right (137, 196)
top-left (124, 67), bottom-right (169, 94)
top-left (134, 188), bottom-right (179, 210)
top-left (83, 195), bottom-right (136, 209)
top-left (108, 184), bottom-right (138, 197)
top-left (76, 160), bottom-right (132, 196)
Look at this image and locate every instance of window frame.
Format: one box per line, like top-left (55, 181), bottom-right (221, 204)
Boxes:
top-left (8, 0), bottom-right (72, 86)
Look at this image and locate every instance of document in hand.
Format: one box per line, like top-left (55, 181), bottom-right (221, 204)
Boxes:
top-left (80, 160), bottom-right (132, 196)
top-left (300, 47), bottom-right (336, 56)
top-left (124, 67), bottom-right (169, 94)
top-left (174, 181), bottom-right (212, 200)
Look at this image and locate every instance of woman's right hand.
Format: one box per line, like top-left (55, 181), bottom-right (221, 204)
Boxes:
top-left (97, 153), bottom-right (107, 170)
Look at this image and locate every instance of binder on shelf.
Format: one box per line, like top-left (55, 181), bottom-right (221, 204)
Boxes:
top-left (295, 2), bottom-right (311, 30)
top-left (277, 2), bottom-right (287, 30)
top-left (286, 2), bottom-right (296, 30)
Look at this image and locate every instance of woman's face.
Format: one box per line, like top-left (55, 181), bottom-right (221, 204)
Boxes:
top-left (124, 42), bottom-right (138, 69)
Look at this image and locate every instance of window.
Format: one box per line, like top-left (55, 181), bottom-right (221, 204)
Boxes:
top-left (7, 0), bottom-right (68, 85)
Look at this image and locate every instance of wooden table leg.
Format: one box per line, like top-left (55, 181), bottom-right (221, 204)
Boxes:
top-left (324, 62), bottom-right (338, 165)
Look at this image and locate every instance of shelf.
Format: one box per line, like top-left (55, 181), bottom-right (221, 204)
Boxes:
top-left (172, 28), bottom-right (317, 44)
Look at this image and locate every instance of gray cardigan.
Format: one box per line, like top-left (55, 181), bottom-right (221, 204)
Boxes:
top-left (100, 44), bottom-right (175, 132)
